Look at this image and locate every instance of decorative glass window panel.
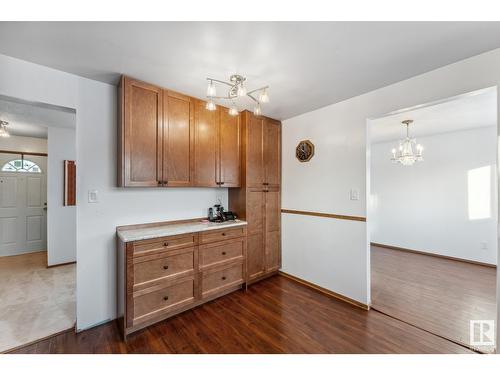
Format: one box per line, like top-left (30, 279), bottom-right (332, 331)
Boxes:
top-left (1, 159), bottom-right (42, 173)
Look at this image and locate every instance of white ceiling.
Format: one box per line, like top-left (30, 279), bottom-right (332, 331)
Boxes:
top-left (370, 87), bottom-right (497, 144)
top-left (1, 22), bottom-right (500, 119)
top-left (0, 96), bottom-right (76, 139)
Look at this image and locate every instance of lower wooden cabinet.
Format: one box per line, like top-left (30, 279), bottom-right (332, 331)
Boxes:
top-left (117, 225), bottom-right (247, 338)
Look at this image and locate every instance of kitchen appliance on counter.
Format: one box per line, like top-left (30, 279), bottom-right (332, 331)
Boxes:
top-left (208, 204), bottom-right (237, 222)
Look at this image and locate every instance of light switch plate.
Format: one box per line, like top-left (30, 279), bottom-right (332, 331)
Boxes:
top-left (88, 190), bottom-right (99, 203)
top-left (350, 189), bottom-right (359, 201)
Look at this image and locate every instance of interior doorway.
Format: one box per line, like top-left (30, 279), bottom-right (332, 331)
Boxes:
top-left (367, 87), bottom-right (498, 353)
top-left (0, 96), bottom-right (76, 353)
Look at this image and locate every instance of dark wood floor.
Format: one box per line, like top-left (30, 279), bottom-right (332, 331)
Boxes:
top-left (10, 275), bottom-right (472, 354)
top-left (371, 245), bottom-right (496, 353)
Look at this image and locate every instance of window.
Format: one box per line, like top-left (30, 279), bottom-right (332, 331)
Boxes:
top-left (1, 159), bottom-right (42, 173)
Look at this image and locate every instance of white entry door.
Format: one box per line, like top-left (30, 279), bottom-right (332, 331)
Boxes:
top-left (0, 155), bottom-right (47, 257)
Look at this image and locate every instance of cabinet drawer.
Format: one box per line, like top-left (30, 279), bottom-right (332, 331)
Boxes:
top-left (201, 262), bottom-right (243, 298)
top-left (133, 234), bottom-right (197, 257)
top-left (199, 239), bottom-right (243, 269)
top-left (133, 278), bottom-right (195, 323)
top-left (200, 227), bottom-right (245, 244)
top-left (134, 248), bottom-right (194, 288)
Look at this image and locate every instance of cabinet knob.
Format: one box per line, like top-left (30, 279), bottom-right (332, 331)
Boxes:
top-left (220, 182), bottom-right (225, 185)
top-left (163, 265), bottom-right (169, 270)
top-left (221, 276), bottom-right (226, 281)
top-left (222, 251), bottom-right (226, 255)
top-left (163, 296), bottom-right (169, 301)
top-left (164, 242), bottom-right (168, 247)
top-left (222, 233), bottom-right (226, 236)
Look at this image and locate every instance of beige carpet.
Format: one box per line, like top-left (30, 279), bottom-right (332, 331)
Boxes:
top-left (0, 251), bottom-right (75, 352)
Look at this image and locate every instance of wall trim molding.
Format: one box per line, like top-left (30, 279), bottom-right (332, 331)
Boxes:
top-left (281, 209), bottom-right (366, 222)
top-left (279, 271), bottom-right (370, 310)
top-left (371, 242), bottom-right (497, 268)
top-left (0, 149), bottom-right (48, 157)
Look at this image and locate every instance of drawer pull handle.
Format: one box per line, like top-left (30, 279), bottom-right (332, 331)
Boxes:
top-left (163, 296), bottom-right (169, 301)
top-left (222, 233), bottom-right (226, 236)
top-left (164, 242), bottom-right (168, 247)
top-left (163, 265), bottom-right (169, 270)
top-left (221, 276), bottom-right (226, 280)
top-left (222, 251), bottom-right (226, 255)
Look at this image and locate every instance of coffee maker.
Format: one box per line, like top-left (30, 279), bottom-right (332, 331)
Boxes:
top-left (208, 204), bottom-right (237, 222)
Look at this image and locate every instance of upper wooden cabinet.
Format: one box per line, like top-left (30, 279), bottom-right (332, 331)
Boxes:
top-left (246, 114), bottom-right (281, 189)
top-left (118, 76), bottom-right (240, 188)
top-left (118, 76), bottom-right (163, 187)
top-left (218, 107), bottom-right (241, 187)
top-left (193, 99), bottom-right (219, 187)
top-left (163, 91), bottom-right (194, 187)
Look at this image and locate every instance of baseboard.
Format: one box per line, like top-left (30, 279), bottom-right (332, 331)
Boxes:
top-left (47, 260), bottom-right (76, 268)
top-left (371, 242), bottom-right (497, 268)
top-left (278, 271), bottom-right (370, 310)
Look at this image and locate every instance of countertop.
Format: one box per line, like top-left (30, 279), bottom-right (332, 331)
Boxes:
top-left (117, 219), bottom-right (247, 242)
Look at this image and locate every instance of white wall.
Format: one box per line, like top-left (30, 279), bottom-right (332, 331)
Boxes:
top-left (282, 48), bottom-right (500, 344)
top-left (0, 54), bottom-right (228, 330)
top-left (47, 126), bottom-right (77, 266)
top-left (0, 135), bottom-right (47, 153)
top-left (370, 127), bottom-right (498, 265)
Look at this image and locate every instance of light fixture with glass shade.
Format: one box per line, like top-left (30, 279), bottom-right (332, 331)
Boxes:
top-left (205, 99), bottom-right (216, 111)
top-left (0, 120), bottom-right (10, 138)
top-left (205, 74), bottom-right (269, 117)
top-left (228, 102), bottom-right (239, 116)
top-left (390, 119), bottom-right (424, 166)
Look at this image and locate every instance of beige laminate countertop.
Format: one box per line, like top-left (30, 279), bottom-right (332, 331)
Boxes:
top-left (116, 219), bottom-right (247, 242)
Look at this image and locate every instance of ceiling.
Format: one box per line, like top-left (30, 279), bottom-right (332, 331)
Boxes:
top-left (1, 22), bottom-right (500, 119)
top-left (370, 87), bottom-right (497, 144)
top-left (0, 96), bottom-right (76, 138)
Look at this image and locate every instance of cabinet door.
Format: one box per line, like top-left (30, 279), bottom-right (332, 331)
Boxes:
top-left (246, 114), bottom-right (264, 188)
top-left (246, 188), bottom-right (266, 280)
top-left (194, 100), bottom-right (219, 187)
top-left (264, 119), bottom-right (281, 188)
top-left (219, 108), bottom-right (241, 187)
top-left (122, 77), bottom-right (163, 187)
top-left (265, 189), bottom-right (281, 272)
top-left (163, 91), bottom-right (193, 187)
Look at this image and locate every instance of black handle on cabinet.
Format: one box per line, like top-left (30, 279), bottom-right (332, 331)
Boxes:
top-left (221, 276), bottom-right (226, 281)
top-left (222, 251), bottom-right (226, 255)
top-left (263, 182), bottom-right (269, 186)
top-left (163, 265), bottom-right (169, 270)
top-left (163, 296), bottom-right (169, 301)
top-left (163, 242), bottom-right (169, 247)
top-left (221, 233), bottom-right (226, 236)
top-left (220, 182), bottom-right (225, 185)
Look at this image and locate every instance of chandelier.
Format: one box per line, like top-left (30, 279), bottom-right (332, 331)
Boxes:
top-left (0, 120), bottom-right (10, 138)
top-left (205, 74), bottom-right (269, 117)
top-left (390, 119), bottom-right (423, 166)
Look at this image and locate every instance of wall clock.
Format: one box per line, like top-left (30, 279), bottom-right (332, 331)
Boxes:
top-left (296, 140), bottom-right (315, 162)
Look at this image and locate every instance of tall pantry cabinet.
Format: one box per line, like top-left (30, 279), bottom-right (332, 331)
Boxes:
top-left (229, 111), bottom-right (281, 284)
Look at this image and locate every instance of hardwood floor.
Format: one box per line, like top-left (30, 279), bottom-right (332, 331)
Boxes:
top-left (371, 245), bottom-right (496, 353)
top-left (10, 275), bottom-right (472, 354)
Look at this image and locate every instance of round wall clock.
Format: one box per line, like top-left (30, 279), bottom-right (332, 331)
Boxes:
top-left (296, 140), bottom-right (315, 162)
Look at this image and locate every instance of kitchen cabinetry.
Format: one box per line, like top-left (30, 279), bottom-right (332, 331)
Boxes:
top-left (229, 111), bottom-right (281, 284)
top-left (118, 75), bottom-right (240, 188)
top-left (117, 220), bottom-right (247, 338)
